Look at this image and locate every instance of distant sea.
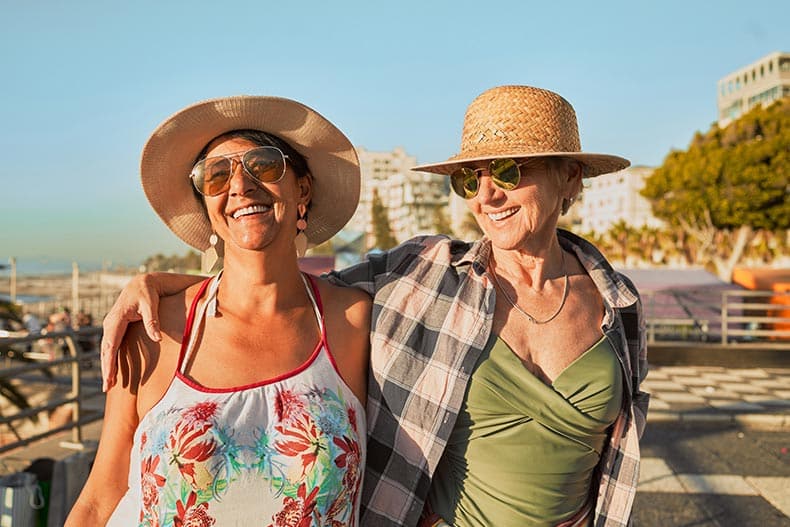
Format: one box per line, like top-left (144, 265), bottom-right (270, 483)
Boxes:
top-left (0, 258), bottom-right (107, 277)
top-left (0, 293), bottom-right (54, 303)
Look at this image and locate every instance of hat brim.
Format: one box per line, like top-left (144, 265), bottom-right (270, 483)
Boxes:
top-left (413, 152), bottom-right (630, 177)
top-left (141, 96), bottom-right (360, 251)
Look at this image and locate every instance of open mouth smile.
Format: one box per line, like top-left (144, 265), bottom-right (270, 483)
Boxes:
top-left (487, 207), bottom-right (519, 221)
top-left (230, 204), bottom-right (272, 219)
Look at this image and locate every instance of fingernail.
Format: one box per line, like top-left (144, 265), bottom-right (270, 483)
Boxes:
top-left (153, 329), bottom-right (162, 341)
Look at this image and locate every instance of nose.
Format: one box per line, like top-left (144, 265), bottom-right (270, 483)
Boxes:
top-left (475, 173), bottom-right (501, 203)
top-left (228, 159), bottom-right (257, 196)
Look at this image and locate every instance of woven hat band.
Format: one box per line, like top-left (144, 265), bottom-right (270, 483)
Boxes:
top-left (455, 85), bottom-right (581, 160)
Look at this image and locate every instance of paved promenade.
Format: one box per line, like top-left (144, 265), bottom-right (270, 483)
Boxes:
top-left (645, 365), bottom-right (790, 429)
top-left (640, 365), bottom-right (790, 523)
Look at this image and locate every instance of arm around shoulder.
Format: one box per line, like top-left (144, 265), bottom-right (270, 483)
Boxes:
top-left (67, 325), bottom-right (152, 525)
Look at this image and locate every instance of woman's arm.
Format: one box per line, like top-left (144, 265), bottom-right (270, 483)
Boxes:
top-left (66, 329), bottom-right (147, 525)
top-left (101, 272), bottom-right (202, 390)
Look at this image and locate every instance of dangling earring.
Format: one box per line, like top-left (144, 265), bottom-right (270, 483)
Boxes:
top-left (561, 197), bottom-right (575, 216)
top-left (202, 232), bottom-right (220, 274)
top-left (295, 204), bottom-right (308, 258)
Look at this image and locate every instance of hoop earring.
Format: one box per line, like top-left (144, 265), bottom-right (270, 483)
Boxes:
top-left (202, 232), bottom-right (220, 273)
top-left (295, 204), bottom-right (308, 258)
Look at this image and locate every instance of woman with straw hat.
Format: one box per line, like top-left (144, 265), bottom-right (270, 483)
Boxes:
top-left (100, 85), bottom-right (648, 526)
top-left (67, 96), bottom-right (371, 526)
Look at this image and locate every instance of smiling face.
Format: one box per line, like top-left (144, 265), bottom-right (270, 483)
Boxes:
top-left (466, 157), bottom-right (582, 253)
top-left (201, 135), bottom-right (311, 255)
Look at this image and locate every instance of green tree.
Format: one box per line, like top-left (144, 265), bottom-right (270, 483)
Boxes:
top-left (143, 250), bottom-right (202, 273)
top-left (370, 190), bottom-right (398, 250)
top-left (431, 205), bottom-right (454, 237)
top-left (460, 211), bottom-right (484, 240)
top-left (308, 239), bottom-right (335, 255)
top-left (642, 98), bottom-right (789, 281)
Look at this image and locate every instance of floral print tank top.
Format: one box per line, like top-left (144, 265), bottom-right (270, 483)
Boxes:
top-left (107, 273), bottom-right (366, 526)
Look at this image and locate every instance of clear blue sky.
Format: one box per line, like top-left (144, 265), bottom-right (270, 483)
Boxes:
top-left (1, 0), bottom-right (787, 272)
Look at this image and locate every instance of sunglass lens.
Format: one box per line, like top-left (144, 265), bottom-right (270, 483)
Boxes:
top-left (490, 158), bottom-right (520, 190)
top-left (244, 147), bottom-right (286, 183)
top-left (451, 168), bottom-right (479, 199)
top-left (197, 158), bottom-right (233, 196)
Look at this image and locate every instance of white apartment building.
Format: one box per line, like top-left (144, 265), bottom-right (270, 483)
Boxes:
top-left (385, 171), bottom-right (449, 241)
top-left (577, 166), bottom-right (663, 235)
top-left (349, 146), bottom-right (449, 247)
top-left (717, 51), bottom-right (790, 127)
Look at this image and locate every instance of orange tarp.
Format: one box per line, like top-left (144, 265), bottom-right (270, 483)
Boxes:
top-left (733, 268), bottom-right (790, 335)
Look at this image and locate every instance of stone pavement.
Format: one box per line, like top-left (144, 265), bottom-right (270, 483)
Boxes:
top-left (644, 365), bottom-right (790, 429)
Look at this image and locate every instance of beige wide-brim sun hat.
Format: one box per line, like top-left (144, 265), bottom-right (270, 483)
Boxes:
top-left (141, 96), bottom-right (360, 251)
top-left (413, 85), bottom-right (630, 176)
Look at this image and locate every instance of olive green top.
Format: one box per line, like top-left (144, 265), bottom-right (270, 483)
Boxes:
top-left (428, 334), bottom-right (623, 527)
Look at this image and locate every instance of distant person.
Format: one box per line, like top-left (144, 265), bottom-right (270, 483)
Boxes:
top-left (101, 85), bottom-right (649, 526)
top-left (22, 311), bottom-right (43, 334)
top-left (74, 311), bottom-right (96, 352)
top-left (67, 95), bottom-right (370, 525)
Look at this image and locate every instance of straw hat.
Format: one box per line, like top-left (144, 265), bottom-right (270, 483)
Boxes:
top-left (141, 96), bottom-right (360, 251)
top-left (413, 85), bottom-right (629, 176)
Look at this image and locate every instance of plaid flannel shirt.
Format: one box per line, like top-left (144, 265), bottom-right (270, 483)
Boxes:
top-left (329, 230), bottom-right (649, 527)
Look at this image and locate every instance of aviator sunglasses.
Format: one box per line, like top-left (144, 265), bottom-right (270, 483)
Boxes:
top-left (190, 146), bottom-right (290, 196)
top-left (450, 158), bottom-right (527, 199)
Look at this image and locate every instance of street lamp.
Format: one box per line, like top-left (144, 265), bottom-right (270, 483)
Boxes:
top-left (4, 258), bottom-right (16, 303)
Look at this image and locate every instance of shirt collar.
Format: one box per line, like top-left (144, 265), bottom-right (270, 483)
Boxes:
top-left (558, 229), bottom-right (639, 309)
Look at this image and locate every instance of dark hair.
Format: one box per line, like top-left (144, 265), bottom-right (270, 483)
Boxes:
top-left (191, 129), bottom-right (313, 203)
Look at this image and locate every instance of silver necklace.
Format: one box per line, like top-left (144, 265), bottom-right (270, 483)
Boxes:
top-left (489, 250), bottom-right (570, 325)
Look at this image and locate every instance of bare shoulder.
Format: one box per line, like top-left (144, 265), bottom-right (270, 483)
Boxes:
top-left (310, 275), bottom-right (372, 327)
top-left (309, 275), bottom-right (370, 402)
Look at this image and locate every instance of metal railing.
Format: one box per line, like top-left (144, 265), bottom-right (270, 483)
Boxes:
top-left (0, 328), bottom-right (103, 454)
top-left (643, 288), bottom-right (790, 348)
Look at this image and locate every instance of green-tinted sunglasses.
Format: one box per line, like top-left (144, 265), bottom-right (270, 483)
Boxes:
top-left (450, 158), bottom-right (526, 199)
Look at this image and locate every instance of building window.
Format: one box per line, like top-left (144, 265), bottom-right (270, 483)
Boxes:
top-left (769, 60), bottom-right (773, 73)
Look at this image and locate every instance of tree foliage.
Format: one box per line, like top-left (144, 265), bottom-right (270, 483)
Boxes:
top-left (143, 250), bottom-right (202, 273)
top-left (431, 206), bottom-right (454, 237)
top-left (460, 211), bottom-right (484, 240)
top-left (641, 98), bottom-right (789, 280)
top-left (370, 190), bottom-right (398, 250)
top-left (644, 99), bottom-right (788, 230)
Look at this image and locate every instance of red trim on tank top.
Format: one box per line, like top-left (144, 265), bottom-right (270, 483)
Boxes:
top-left (175, 273), bottom-right (342, 394)
top-left (303, 274), bottom-right (348, 382)
top-left (176, 339), bottom-right (326, 393)
top-left (176, 277), bottom-right (213, 370)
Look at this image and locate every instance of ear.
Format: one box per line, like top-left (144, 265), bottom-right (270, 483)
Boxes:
top-left (563, 161), bottom-right (584, 198)
top-left (297, 175), bottom-right (312, 206)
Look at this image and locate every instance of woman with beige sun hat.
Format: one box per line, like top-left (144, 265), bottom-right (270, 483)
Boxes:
top-left (67, 96), bottom-right (371, 525)
top-left (99, 85), bottom-right (649, 526)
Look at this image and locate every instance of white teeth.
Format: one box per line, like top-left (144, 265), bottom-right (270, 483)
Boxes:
top-left (487, 208), bottom-right (518, 221)
top-left (232, 205), bottom-right (270, 219)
